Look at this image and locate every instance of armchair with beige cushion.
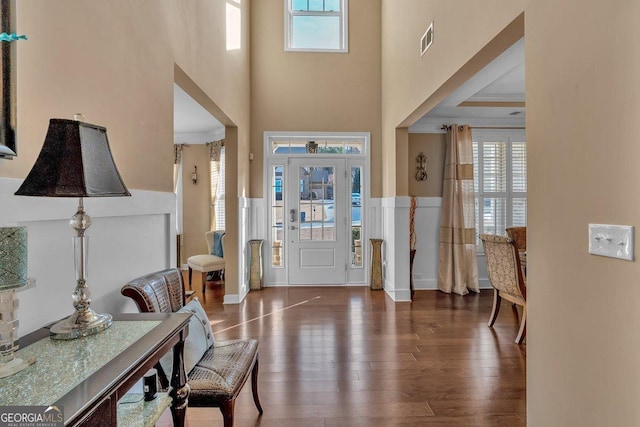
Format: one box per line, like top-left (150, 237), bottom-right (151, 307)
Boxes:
top-left (479, 234), bottom-right (527, 344)
top-left (187, 230), bottom-right (225, 293)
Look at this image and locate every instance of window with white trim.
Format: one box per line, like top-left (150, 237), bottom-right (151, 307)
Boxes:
top-left (210, 146), bottom-right (226, 230)
top-left (472, 130), bottom-right (526, 249)
top-left (285, 0), bottom-right (348, 52)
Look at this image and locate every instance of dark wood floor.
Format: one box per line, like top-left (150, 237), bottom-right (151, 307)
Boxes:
top-left (159, 275), bottom-right (526, 426)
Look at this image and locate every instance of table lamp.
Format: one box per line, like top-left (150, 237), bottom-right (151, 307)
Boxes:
top-left (15, 117), bottom-right (131, 340)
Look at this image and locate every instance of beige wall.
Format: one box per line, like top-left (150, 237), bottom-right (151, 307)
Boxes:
top-left (526, 1), bottom-right (640, 424)
top-left (1, 0), bottom-right (251, 296)
top-left (385, 0), bottom-right (640, 423)
top-left (250, 0), bottom-right (382, 197)
top-left (381, 1), bottom-right (524, 196)
top-left (408, 133), bottom-right (445, 197)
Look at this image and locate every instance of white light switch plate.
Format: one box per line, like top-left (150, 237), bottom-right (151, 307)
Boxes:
top-left (588, 224), bottom-right (634, 261)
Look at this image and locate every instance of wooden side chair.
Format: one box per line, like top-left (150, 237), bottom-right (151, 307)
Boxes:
top-left (479, 234), bottom-right (527, 344)
top-left (505, 226), bottom-right (527, 252)
top-left (121, 268), bottom-right (263, 427)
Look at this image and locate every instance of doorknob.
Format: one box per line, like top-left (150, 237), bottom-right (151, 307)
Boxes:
top-left (290, 225), bottom-right (297, 230)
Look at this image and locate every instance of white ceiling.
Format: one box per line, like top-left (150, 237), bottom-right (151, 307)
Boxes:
top-left (173, 84), bottom-right (225, 144)
top-left (410, 37), bottom-right (525, 133)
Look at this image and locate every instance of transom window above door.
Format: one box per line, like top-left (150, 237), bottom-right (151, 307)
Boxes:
top-left (285, 0), bottom-right (348, 52)
top-left (271, 138), bottom-right (362, 154)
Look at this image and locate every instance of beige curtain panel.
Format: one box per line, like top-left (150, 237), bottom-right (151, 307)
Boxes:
top-left (207, 141), bottom-right (223, 231)
top-left (438, 124), bottom-right (479, 295)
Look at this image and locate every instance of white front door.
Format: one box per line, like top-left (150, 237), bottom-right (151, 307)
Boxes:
top-left (287, 158), bottom-right (347, 284)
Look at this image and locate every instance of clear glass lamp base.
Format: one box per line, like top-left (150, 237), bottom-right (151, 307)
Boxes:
top-left (49, 309), bottom-right (113, 340)
top-left (0, 357), bottom-right (33, 378)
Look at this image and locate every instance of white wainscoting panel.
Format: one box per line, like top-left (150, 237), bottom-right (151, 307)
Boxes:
top-left (411, 197), bottom-right (490, 290)
top-left (0, 178), bottom-right (176, 336)
top-left (228, 196), bottom-right (251, 304)
top-left (477, 254), bottom-right (490, 288)
top-left (381, 197), bottom-right (411, 301)
top-left (412, 197), bottom-right (441, 290)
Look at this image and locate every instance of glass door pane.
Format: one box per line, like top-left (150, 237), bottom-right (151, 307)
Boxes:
top-left (351, 165), bottom-right (362, 267)
top-left (271, 166), bottom-right (284, 267)
top-left (298, 166), bottom-right (335, 241)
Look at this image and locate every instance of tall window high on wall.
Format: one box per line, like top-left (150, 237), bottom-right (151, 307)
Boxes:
top-left (208, 141), bottom-right (226, 231)
top-left (285, 0), bottom-right (348, 52)
top-left (472, 130), bottom-right (526, 249)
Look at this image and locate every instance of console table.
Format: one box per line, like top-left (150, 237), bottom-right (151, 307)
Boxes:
top-left (0, 313), bottom-right (191, 426)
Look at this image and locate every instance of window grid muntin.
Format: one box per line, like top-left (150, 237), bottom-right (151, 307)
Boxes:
top-left (292, 0), bottom-right (341, 12)
top-left (271, 139), bottom-right (363, 155)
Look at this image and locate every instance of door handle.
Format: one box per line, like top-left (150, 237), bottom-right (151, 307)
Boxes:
top-left (290, 225), bottom-right (297, 230)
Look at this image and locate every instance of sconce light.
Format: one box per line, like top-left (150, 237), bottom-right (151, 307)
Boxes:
top-left (191, 165), bottom-right (198, 184)
top-left (305, 141), bottom-right (318, 154)
top-left (415, 152), bottom-right (428, 181)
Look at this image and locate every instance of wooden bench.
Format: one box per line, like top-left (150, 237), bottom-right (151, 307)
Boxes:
top-left (121, 268), bottom-right (263, 427)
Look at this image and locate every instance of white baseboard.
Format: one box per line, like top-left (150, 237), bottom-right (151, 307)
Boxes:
top-left (384, 287), bottom-right (412, 302)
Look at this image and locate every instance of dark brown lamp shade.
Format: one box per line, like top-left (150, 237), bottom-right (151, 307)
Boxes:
top-left (15, 119), bottom-right (130, 197)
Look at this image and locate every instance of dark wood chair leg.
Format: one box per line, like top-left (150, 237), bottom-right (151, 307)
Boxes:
top-left (488, 289), bottom-right (502, 327)
top-left (251, 359), bottom-right (263, 414)
top-left (201, 271), bottom-right (208, 294)
top-left (220, 399), bottom-right (235, 427)
top-left (188, 267), bottom-right (193, 289)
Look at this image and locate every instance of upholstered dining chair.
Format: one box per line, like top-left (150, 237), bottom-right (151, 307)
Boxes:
top-left (479, 234), bottom-right (527, 344)
top-left (187, 230), bottom-right (225, 293)
top-left (122, 268), bottom-right (263, 427)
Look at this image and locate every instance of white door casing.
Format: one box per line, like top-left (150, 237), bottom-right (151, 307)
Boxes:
top-left (263, 132), bottom-right (370, 286)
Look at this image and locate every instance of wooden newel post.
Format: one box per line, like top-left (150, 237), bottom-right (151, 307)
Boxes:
top-left (370, 238), bottom-right (383, 290)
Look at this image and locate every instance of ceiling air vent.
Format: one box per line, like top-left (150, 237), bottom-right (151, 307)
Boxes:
top-left (420, 22), bottom-right (434, 57)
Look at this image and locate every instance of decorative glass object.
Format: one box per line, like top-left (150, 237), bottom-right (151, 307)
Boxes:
top-left (0, 226), bottom-right (34, 378)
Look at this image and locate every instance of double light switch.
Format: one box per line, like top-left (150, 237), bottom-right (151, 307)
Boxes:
top-left (588, 224), bottom-right (634, 261)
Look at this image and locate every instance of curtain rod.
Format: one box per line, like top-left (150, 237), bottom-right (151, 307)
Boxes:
top-left (471, 126), bottom-right (525, 130)
top-left (441, 125), bottom-right (525, 130)
top-left (176, 140), bottom-right (225, 147)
